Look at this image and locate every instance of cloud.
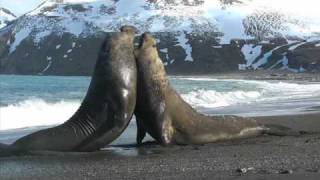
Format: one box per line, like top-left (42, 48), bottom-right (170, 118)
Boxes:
top-left (0, 0), bottom-right (44, 16)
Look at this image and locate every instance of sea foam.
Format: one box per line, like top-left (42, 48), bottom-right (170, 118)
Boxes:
top-left (182, 90), bottom-right (261, 108)
top-left (0, 99), bottom-right (79, 130)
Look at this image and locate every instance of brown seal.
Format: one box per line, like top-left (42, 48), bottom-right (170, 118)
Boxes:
top-left (134, 33), bottom-right (293, 145)
top-left (0, 26), bottom-right (137, 155)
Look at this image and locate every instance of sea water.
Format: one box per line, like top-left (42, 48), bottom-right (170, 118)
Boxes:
top-left (1, 75), bottom-right (320, 145)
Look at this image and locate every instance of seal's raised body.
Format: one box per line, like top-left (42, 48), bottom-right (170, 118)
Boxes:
top-left (1, 26), bottom-right (137, 154)
top-left (134, 33), bottom-right (289, 145)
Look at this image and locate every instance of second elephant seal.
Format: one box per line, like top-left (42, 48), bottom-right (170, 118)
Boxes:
top-left (134, 33), bottom-right (294, 145)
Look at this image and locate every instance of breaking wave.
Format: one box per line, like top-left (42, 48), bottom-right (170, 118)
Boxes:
top-left (1, 78), bottom-right (320, 131)
top-left (0, 99), bottom-right (79, 130)
top-left (182, 90), bottom-right (262, 108)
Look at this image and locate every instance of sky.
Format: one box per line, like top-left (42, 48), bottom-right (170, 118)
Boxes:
top-left (0, 0), bottom-right (45, 16)
top-left (1, 0), bottom-right (320, 18)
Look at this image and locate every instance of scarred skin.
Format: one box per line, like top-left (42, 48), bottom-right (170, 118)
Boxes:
top-left (0, 26), bottom-right (137, 154)
top-left (134, 33), bottom-right (293, 145)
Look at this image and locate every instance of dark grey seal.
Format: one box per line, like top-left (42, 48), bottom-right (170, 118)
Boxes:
top-left (0, 26), bottom-right (137, 155)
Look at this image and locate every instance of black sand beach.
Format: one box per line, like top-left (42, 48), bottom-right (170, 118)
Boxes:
top-left (1, 112), bottom-right (320, 180)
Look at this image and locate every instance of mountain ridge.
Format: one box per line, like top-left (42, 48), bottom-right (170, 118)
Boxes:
top-left (0, 0), bottom-right (319, 75)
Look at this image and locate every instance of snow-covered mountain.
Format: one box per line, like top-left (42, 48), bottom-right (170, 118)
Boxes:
top-left (0, 0), bottom-right (319, 75)
top-left (0, 8), bottom-right (16, 29)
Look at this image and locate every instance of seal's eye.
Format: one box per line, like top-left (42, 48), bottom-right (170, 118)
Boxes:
top-left (152, 44), bottom-right (156, 48)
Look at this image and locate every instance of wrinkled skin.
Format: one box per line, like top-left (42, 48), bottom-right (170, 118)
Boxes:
top-left (0, 26), bottom-right (137, 155)
top-left (134, 33), bottom-right (295, 146)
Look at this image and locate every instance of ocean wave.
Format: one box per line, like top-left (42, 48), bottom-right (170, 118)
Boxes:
top-left (182, 90), bottom-right (262, 108)
top-left (0, 99), bottom-right (79, 131)
top-left (171, 77), bottom-right (219, 81)
top-left (1, 79), bottom-right (320, 131)
top-left (259, 81), bottom-right (320, 93)
top-left (181, 81), bottom-right (320, 108)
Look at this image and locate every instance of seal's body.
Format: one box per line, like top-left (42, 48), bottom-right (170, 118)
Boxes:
top-left (1, 26), bottom-right (137, 154)
top-left (134, 33), bottom-right (287, 145)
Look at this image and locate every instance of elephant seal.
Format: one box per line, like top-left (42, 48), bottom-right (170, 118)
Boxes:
top-left (0, 26), bottom-right (137, 154)
top-left (134, 33), bottom-right (294, 145)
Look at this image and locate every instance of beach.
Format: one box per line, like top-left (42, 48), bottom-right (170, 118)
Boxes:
top-left (1, 112), bottom-right (320, 180)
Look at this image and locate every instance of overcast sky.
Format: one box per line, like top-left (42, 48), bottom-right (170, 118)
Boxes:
top-left (0, 0), bottom-right (45, 16)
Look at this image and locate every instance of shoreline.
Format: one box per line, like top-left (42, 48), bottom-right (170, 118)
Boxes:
top-left (1, 70), bottom-right (320, 82)
top-left (171, 70), bottom-right (320, 82)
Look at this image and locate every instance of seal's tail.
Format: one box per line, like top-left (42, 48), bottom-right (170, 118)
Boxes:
top-left (261, 124), bottom-right (306, 136)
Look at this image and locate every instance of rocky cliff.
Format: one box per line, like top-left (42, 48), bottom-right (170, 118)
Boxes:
top-left (0, 0), bottom-right (319, 75)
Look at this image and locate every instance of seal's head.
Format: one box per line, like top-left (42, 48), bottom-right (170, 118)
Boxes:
top-left (139, 33), bottom-right (156, 49)
top-left (120, 25), bottom-right (138, 35)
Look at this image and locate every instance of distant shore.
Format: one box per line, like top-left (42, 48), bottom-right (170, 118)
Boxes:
top-left (171, 70), bottom-right (320, 82)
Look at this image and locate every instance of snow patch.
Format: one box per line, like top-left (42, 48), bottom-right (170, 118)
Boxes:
top-left (238, 64), bottom-right (247, 70)
top-left (41, 61), bottom-right (52, 74)
top-left (160, 48), bottom-right (169, 61)
top-left (175, 32), bottom-right (193, 62)
top-left (251, 44), bottom-right (289, 69)
top-left (56, 44), bottom-right (61, 49)
top-left (64, 20), bottom-right (85, 36)
top-left (67, 49), bottom-right (72, 53)
top-left (288, 41), bottom-right (306, 51)
top-left (34, 30), bottom-right (51, 44)
top-left (9, 28), bottom-right (32, 53)
top-left (241, 44), bottom-right (262, 67)
top-left (160, 48), bottom-right (168, 53)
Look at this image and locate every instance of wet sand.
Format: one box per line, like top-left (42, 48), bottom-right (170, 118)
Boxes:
top-left (1, 112), bottom-right (320, 180)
